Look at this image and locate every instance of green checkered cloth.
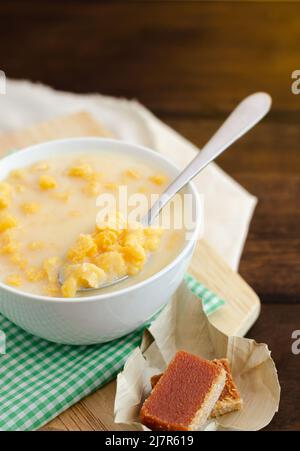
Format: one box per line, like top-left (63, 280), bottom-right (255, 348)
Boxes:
top-left (184, 274), bottom-right (225, 315)
top-left (0, 330), bottom-right (5, 355)
top-left (0, 275), bottom-right (225, 431)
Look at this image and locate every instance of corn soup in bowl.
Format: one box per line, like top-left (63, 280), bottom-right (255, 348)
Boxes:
top-left (0, 138), bottom-right (200, 344)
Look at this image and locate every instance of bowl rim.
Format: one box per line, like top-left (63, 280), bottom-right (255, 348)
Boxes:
top-left (0, 137), bottom-right (201, 304)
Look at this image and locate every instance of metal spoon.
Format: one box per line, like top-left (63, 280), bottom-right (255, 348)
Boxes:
top-left (58, 92), bottom-right (271, 293)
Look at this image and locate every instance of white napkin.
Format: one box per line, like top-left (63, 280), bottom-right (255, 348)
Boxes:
top-left (0, 79), bottom-right (257, 270)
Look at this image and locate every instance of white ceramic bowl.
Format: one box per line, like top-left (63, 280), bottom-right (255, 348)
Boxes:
top-left (0, 138), bottom-right (200, 345)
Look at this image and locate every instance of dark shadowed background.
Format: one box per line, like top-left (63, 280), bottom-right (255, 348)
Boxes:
top-left (0, 0), bottom-right (300, 430)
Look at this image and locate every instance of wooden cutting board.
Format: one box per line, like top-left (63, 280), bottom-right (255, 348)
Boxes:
top-left (0, 112), bottom-right (260, 431)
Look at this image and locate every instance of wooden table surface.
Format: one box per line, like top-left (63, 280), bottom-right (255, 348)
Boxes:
top-left (0, 1), bottom-right (300, 431)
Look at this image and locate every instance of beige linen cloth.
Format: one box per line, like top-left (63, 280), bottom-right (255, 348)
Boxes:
top-left (0, 79), bottom-right (257, 270)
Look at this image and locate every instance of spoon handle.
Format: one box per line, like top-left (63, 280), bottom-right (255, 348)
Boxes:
top-left (144, 92), bottom-right (271, 225)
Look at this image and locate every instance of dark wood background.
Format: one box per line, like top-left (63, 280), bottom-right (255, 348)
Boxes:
top-left (1, 0), bottom-right (300, 431)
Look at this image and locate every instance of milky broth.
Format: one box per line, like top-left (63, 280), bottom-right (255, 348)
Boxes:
top-left (0, 152), bottom-right (187, 297)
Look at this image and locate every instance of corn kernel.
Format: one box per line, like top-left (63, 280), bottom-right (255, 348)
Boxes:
top-left (68, 164), bottom-right (93, 179)
top-left (39, 175), bottom-right (57, 190)
top-left (122, 243), bottom-right (146, 263)
top-left (25, 267), bottom-right (46, 282)
top-left (94, 252), bottom-right (127, 277)
top-left (64, 211), bottom-right (163, 287)
top-left (1, 239), bottom-right (19, 254)
top-left (0, 182), bottom-right (12, 209)
top-left (21, 202), bottom-right (40, 214)
top-left (121, 243), bottom-right (147, 275)
top-left (0, 194), bottom-right (10, 209)
top-left (9, 253), bottom-right (28, 270)
top-left (5, 274), bottom-right (22, 287)
top-left (121, 228), bottom-right (145, 247)
top-left (148, 174), bottom-right (168, 186)
top-left (126, 262), bottom-right (145, 276)
top-left (70, 262), bottom-right (107, 288)
top-left (83, 180), bottom-right (100, 197)
top-left (123, 169), bottom-right (141, 180)
top-left (61, 276), bottom-right (78, 298)
top-left (138, 186), bottom-right (148, 194)
top-left (43, 257), bottom-right (61, 283)
top-left (0, 214), bottom-right (18, 233)
top-left (67, 234), bottom-right (97, 263)
top-left (104, 182), bottom-right (118, 191)
top-left (62, 260), bottom-right (110, 295)
top-left (93, 229), bottom-right (119, 251)
top-left (144, 227), bottom-right (164, 251)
